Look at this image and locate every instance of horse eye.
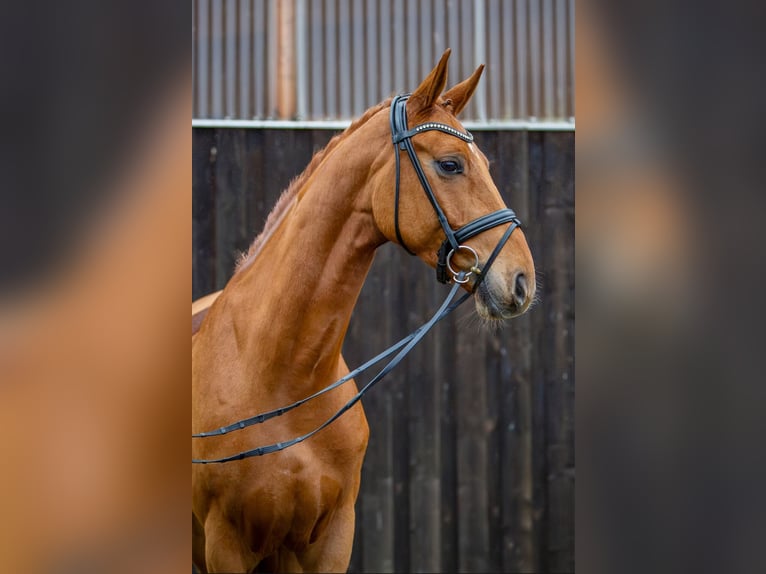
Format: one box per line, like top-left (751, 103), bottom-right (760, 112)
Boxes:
top-left (438, 159), bottom-right (462, 174)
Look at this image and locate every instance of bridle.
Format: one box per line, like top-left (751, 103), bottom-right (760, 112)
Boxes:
top-left (390, 94), bottom-right (521, 287)
top-left (192, 95), bottom-right (522, 464)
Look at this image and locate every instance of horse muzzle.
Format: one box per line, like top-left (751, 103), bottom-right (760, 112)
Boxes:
top-left (475, 269), bottom-right (533, 320)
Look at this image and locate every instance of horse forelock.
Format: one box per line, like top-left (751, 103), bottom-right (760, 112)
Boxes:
top-left (234, 97), bottom-right (393, 274)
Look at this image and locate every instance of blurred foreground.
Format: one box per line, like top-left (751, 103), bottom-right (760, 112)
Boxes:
top-left (578, 1), bottom-right (766, 573)
top-left (0, 2), bottom-right (189, 571)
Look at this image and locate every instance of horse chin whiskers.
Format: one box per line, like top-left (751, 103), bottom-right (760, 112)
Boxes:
top-left (473, 287), bottom-right (515, 328)
top-left (474, 305), bottom-right (506, 331)
top-left (456, 305), bottom-right (501, 334)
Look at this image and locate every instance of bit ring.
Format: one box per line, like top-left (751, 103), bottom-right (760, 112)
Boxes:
top-left (446, 245), bottom-right (480, 284)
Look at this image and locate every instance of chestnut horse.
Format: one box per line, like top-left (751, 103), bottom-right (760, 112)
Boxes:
top-left (192, 50), bottom-right (536, 573)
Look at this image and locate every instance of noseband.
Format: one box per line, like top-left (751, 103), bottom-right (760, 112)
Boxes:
top-left (390, 94), bottom-right (521, 287)
top-left (192, 96), bottom-right (525, 463)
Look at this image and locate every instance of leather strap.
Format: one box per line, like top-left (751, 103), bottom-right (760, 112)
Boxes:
top-left (192, 278), bottom-right (471, 463)
top-left (392, 135), bottom-right (415, 255)
top-left (436, 209), bottom-right (521, 283)
top-left (391, 94), bottom-right (460, 255)
top-left (472, 219), bottom-right (521, 292)
top-left (454, 209), bottom-right (519, 244)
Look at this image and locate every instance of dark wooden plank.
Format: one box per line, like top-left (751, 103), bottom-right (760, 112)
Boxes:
top-left (214, 129), bottom-right (250, 288)
top-left (540, 132), bottom-right (575, 574)
top-left (526, 130), bottom-right (549, 574)
top-left (406, 251), bottom-right (446, 573)
top-left (473, 130), bottom-right (505, 573)
top-left (502, 130), bottom-right (541, 574)
top-left (192, 129), bottom-right (217, 300)
top-left (479, 130), bottom-right (532, 574)
top-left (506, 129), bottom-right (538, 574)
top-left (390, 252), bottom-right (419, 573)
top-left (421, 275), bottom-right (455, 574)
top-left (454, 298), bottom-right (491, 572)
top-left (241, 129), bottom-right (267, 245)
top-left (406, 291), bottom-right (431, 573)
top-left (439, 305), bottom-right (459, 574)
top-left (259, 128), bottom-right (310, 223)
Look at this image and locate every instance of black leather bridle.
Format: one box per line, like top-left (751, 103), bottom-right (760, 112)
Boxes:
top-left (390, 94), bottom-right (521, 287)
top-left (192, 96), bottom-right (522, 463)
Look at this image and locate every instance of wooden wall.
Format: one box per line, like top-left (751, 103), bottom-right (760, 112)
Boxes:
top-left (193, 128), bottom-right (574, 573)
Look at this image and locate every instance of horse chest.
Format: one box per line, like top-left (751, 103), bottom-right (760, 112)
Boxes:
top-left (238, 454), bottom-right (348, 554)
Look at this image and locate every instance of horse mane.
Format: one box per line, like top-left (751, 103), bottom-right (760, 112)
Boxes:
top-left (234, 97), bottom-right (392, 274)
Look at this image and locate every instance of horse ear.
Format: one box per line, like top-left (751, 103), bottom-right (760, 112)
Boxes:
top-left (442, 64), bottom-right (485, 116)
top-left (409, 49), bottom-right (451, 112)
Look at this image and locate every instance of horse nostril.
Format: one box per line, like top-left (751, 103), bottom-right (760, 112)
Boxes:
top-left (514, 273), bottom-right (528, 303)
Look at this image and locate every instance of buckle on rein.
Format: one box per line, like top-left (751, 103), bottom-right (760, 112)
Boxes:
top-left (437, 243), bottom-right (481, 285)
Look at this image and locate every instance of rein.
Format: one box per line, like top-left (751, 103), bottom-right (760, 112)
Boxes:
top-left (192, 278), bottom-right (470, 463)
top-left (192, 96), bottom-right (521, 464)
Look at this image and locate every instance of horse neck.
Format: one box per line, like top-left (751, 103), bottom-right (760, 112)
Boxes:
top-left (223, 122), bottom-right (388, 402)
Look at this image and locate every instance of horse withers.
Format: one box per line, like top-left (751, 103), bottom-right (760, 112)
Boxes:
top-left (192, 50), bottom-right (536, 573)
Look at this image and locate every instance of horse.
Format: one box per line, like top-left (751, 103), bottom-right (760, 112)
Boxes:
top-left (192, 50), bottom-right (536, 573)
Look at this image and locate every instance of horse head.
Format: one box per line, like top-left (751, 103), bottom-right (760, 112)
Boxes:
top-left (371, 50), bottom-right (536, 320)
